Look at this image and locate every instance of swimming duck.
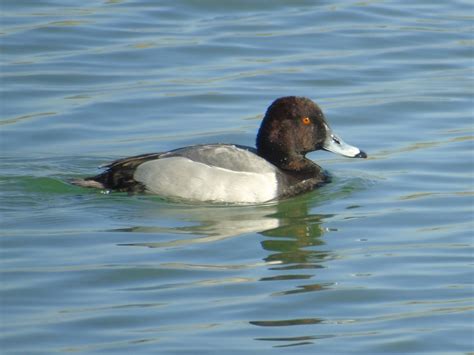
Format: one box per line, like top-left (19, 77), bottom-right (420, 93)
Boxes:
top-left (73, 96), bottom-right (367, 203)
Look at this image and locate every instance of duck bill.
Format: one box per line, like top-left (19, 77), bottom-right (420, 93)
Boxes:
top-left (323, 127), bottom-right (367, 158)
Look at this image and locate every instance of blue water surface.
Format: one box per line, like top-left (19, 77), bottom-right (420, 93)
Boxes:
top-left (1, 0), bottom-right (473, 353)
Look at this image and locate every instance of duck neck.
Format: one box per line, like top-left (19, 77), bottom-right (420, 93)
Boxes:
top-left (257, 145), bottom-right (322, 177)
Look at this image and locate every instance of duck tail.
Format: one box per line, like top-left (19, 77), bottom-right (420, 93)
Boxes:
top-left (70, 177), bottom-right (106, 189)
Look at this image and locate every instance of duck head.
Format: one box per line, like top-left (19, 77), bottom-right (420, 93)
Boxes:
top-left (256, 96), bottom-right (367, 171)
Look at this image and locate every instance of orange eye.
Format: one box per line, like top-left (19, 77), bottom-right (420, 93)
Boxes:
top-left (302, 117), bottom-right (311, 125)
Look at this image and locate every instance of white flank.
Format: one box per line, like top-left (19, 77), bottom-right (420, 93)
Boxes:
top-left (133, 155), bottom-right (278, 203)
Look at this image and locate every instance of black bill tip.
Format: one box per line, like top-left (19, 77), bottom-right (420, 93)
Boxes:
top-left (355, 151), bottom-right (367, 159)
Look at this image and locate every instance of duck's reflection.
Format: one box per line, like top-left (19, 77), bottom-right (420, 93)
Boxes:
top-left (115, 201), bottom-right (280, 248)
top-left (259, 198), bottom-right (333, 266)
top-left (116, 194), bottom-right (336, 347)
top-left (256, 197), bottom-right (336, 300)
top-left (117, 194), bottom-right (335, 276)
top-left (117, 194), bottom-right (332, 264)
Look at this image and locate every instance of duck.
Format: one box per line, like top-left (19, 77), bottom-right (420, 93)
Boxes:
top-left (73, 96), bottom-right (367, 203)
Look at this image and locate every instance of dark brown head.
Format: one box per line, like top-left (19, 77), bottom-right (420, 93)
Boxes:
top-left (256, 96), bottom-right (366, 171)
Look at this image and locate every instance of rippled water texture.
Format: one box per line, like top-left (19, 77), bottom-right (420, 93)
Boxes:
top-left (1, 1), bottom-right (473, 353)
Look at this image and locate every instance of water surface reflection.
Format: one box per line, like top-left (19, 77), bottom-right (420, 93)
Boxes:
top-left (114, 195), bottom-right (337, 347)
top-left (116, 195), bottom-right (331, 258)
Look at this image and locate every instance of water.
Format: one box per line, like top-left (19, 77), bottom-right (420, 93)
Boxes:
top-left (1, 0), bottom-right (473, 353)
